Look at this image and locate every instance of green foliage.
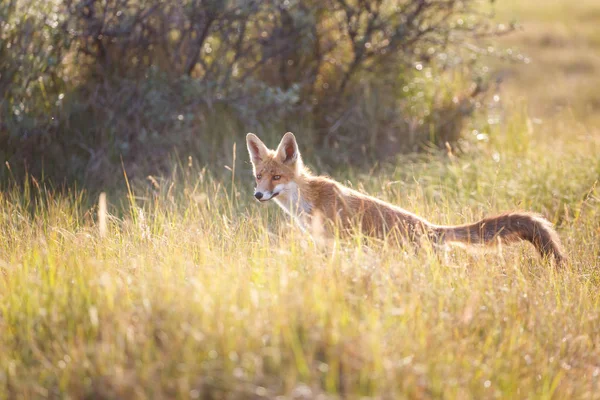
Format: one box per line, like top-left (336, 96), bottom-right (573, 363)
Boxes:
top-left (0, 0), bottom-right (509, 188)
top-left (0, 0), bottom-right (69, 161)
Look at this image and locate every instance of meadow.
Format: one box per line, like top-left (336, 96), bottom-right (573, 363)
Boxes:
top-left (1, 0), bottom-right (600, 398)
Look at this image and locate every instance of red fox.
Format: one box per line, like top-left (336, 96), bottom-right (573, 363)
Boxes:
top-left (246, 132), bottom-right (564, 264)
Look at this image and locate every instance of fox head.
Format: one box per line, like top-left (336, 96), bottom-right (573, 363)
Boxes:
top-left (246, 132), bottom-right (303, 202)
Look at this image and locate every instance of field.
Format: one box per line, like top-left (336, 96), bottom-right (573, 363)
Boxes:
top-left (1, 0), bottom-right (600, 398)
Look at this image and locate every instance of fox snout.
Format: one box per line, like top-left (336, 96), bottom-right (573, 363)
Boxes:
top-left (254, 189), bottom-right (280, 202)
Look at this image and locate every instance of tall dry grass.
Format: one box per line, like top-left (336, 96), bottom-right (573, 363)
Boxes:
top-left (1, 107), bottom-right (599, 398)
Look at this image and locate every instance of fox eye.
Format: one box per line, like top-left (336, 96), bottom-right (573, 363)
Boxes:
top-left (273, 175), bottom-right (281, 181)
top-left (256, 174), bottom-right (262, 180)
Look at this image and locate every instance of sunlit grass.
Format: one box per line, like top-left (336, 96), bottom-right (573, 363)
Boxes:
top-left (0, 109), bottom-right (599, 398)
top-left (493, 0), bottom-right (600, 125)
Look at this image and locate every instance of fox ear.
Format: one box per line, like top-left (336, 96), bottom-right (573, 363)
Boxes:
top-left (276, 132), bottom-right (300, 164)
top-left (246, 133), bottom-right (269, 164)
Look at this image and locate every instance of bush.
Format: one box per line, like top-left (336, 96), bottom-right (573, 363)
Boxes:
top-left (0, 0), bottom-right (511, 188)
top-left (0, 0), bottom-right (69, 172)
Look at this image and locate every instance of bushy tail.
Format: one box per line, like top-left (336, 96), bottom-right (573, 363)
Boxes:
top-left (434, 212), bottom-right (564, 264)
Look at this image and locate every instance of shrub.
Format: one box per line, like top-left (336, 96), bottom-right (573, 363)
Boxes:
top-left (0, 0), bottom-right (511, 188)
top-left (0, 0), bottom-right (69, 173)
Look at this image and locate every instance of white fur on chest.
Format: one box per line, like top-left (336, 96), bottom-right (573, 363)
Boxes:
top-left (273, 182), bottom-right (312, 228)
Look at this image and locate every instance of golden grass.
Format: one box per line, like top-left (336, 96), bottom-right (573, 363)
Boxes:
top-left (493, 0), bottom-right (600, 126)
top-left (0, 113), bottom-right (599, 397)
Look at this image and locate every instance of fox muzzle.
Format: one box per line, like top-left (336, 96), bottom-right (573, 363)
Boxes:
top-left (254, 190), bottom-right (280, 202)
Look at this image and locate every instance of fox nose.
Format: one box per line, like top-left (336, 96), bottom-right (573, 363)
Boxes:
top-left (254, 192), bottom-right (263, 200)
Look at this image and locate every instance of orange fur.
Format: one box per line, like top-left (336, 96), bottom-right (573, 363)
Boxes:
top-left (246, 132), bottom-right (564, 264)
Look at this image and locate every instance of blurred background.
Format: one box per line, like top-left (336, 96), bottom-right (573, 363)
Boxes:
top-left (1, 0), bottom-right (598, 190)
